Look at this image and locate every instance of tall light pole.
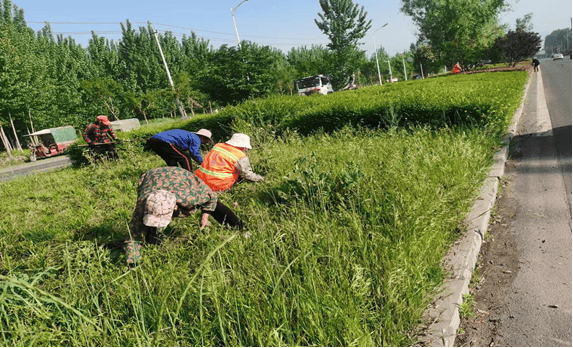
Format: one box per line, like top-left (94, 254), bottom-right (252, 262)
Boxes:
top-left (372, 23), bottom-right (388, 85)
top-left (231, 0), bottom-right (249, 49)
top-left (387, 60), bottom-right (393, 82)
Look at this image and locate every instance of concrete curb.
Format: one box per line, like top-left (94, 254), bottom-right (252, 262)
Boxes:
top-left (424, 73), bottom-right (533, 346)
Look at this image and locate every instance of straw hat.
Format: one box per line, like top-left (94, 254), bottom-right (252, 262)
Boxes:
top-left (226, 133), bottom-right (252, 149)
top-left (143, 190), bottom-right (177, 228)
top-left (196, 129), bottom-right (214, 143)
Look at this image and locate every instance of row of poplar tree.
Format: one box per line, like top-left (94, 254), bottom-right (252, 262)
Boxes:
top-left (0, 0), bottom-right (411, 141)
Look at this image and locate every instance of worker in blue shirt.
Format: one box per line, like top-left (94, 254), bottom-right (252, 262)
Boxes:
top-left (145, 129), bottom-right (214, 171)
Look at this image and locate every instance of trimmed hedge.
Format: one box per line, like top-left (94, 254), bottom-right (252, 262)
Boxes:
top-left (68, 71), bottom-right (527, 164)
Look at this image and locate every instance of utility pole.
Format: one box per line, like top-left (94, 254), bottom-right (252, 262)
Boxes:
top-left (402, 57), bottom-right (407, 81)
top-left (151, 25), bottom-right (188, 119)
top-left (387, 60), bottom-right (393, 82)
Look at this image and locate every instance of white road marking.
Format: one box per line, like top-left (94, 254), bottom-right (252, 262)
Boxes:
top-left (536, 72), bottom-right (554, 137)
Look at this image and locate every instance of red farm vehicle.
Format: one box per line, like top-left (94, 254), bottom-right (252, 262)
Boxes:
top-left (24, 126), bottom-right (78, 162)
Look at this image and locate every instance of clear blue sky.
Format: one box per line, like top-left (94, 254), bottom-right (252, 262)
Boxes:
top-left (12, 0), bottom-right (573, 57)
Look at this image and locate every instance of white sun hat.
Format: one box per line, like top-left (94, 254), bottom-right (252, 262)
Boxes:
top-left (143, 190), bottom-right (177, 228)
top-left (195, 129), bottom-right (213, 143)
top-left (225, 133), bottom-right (252, 149)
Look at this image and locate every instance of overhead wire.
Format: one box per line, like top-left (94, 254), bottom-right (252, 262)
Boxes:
top-left (26, 20), bottom-right (328, 44)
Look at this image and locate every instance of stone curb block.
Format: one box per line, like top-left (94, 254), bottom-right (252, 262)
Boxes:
top-left (427, 177), bottom-right (498, 346)
top-left (425, 73), bottom-right (532, 347)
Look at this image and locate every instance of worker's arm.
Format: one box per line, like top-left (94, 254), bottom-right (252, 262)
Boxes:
top-left (106, 126), bottom-right (118, 141)
top-left (176, 174), bottom-right (218, 225)
top-left (235, 156), bottom-right (264, 182)
top-left (82, 125), bottom-right (94, 144)
top-left (128, 200), bottom-right (146, 240)
top-left (187, 135), bottom-right (203, 164)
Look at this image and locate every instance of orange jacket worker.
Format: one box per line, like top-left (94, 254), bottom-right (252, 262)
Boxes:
top-left (195, 133), bottom-right (264, 192)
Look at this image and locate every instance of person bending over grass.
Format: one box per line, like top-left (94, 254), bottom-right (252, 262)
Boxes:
top-left (125, 166), bottom-right (244, 265)
top-left (195, 133), bottom-right (264, 193)
top-left (145, 129), bottom-right (214, 171)
top-left (82, 115), bottom-right (119, 160)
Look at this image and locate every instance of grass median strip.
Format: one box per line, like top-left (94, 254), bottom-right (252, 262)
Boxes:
top-left (0, 71), bottom-right (527, 346)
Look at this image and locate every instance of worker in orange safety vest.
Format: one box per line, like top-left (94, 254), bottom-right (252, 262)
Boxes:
top-left (195, 133), bottom-right (264, 192)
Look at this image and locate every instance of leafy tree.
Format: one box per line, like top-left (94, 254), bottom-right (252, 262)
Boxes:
top-left (515, 13), bottom-right (534, 32)
top-left (81, 77), bottom-right (125, 120)
top-left (494, 29), bottom-right (542, 66)
top-left (287, 45), bottom-right (331, 79)
top-left (87, 32), bottom-right (122, 79)
top-left (314, 0), bottom-right (372, 90)
top-left (362, 46), bottom-right (390, 84)
top-left (199, 42), bottom-right (285, 105)
top-left (181, 31), bottom-right (212, 90)
top-left (118, 21), bottom-right (167, 94)
top-left (411, 40), bottom-right (439, 77)
top-left (544, 28), bottom-right (572, 55)
top-left (401, 0), bottom-right (507, 69)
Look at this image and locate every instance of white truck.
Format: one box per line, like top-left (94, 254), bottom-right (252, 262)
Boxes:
top-left (295, 75), bottom-right (334, 96)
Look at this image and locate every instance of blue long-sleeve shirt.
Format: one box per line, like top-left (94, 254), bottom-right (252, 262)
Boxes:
top-left (151, 129), bottom-right (203, 164)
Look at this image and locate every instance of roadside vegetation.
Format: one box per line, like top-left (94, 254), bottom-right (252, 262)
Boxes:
top-left (0, 70), bottom-right (527, 346)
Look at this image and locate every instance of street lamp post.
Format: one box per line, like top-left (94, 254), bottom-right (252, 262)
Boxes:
top-left (387, 60), bottom-right (393, 82)
top-left (372, 23), bottom-right (388, 85)
top-left (231, 0), bottom-right (249, 49)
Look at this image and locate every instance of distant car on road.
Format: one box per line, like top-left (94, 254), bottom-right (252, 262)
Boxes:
top-left (553, 53), bottom-right (564, 60)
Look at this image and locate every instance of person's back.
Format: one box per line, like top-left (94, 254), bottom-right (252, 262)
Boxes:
top-left (196, 143), bottom-right (247, 191)
top-left (195, 133), bottom-right (264, 192)
top-left (146, 129), bottom-right (213, 171)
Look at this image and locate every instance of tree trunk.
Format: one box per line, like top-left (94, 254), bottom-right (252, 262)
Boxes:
top-left (142, 110), bottom-right (149, 125)
top-left (10, 115), bottom-right (23, 151)
top-left (0, 126), bottom-right (13, 158)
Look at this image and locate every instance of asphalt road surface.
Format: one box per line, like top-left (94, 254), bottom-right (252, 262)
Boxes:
top-left (460, 58), bottom-right (572, 347)
top-left (0, 155), bottom-right (71, 182)
top-left (497, 57), bottom-right (572, 346)
top-left (540, 58), bottom-right (572, 212)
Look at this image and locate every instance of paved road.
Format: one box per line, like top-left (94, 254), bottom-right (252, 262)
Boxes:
top-left (494, 58), bottom-right (572, 346)
top-left (540, 58), bottom-right (572, 211)
top-left (0, 156), bottom-right (71, 182)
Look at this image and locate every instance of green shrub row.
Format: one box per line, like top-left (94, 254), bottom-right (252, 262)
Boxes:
top-left (100, 71), bottom-right (528, 143)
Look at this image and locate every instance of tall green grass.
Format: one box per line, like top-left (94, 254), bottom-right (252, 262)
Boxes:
top-left (0, 71), bottom-right (528, 346)
top-left (0, 123), bottom-right (500, 346)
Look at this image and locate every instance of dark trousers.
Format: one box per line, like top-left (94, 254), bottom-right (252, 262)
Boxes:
top-left (89, 143), bottom-right (118, 160)
top-left (146, 137), bottom-right (194, 171)
top-left (211, 201), bottom-right (245, 230)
